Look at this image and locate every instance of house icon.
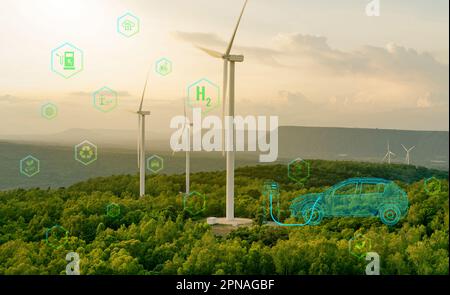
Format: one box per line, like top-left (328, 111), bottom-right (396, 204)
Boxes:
top-left (122, 19), bottom-right (135, 31)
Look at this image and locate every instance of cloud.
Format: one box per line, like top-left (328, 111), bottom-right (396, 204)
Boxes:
top-left (0, 94), bottom-right (37, 104)
top-left (0, 94), bottom-right (20, 104)
top-left (275, 33), bottom-right (448, 82)
top-left (68, 91), bottom-right (132, 97)
top-left (172, 30), bottom-right (448, 129)
top-left (173, 30), bottom-right (448, 91)
top-left (172, 31), bottom-right (282, 66)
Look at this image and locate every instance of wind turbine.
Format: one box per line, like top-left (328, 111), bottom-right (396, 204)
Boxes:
top-left (401, 144), bottom-right (415, 165)
top-left (174, 98), bottom-right (192, 195)
top-left (136, 71), bottom-right (151, 197)
top-left (382, 141), bottom-right (396, 164)
top-left (194, 0), bottom-right (249, 222)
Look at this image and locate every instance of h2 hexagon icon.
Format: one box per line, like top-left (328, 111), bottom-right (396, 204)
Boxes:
top-left (117, 12), bottom-right (140, 37)
top-left (187, 78), bottom-right (220, 114)
top-left (75, 140), bottom-right (97, 166)
top-left (288, 158), bottom-right (310, 184)
top-left (20, 155), bottom-right (40, 177)
top-left (51, 42), bottom-right (83, 79)
top-left (155, 58), bottom-right (172, 76)
top-left (183, 191), bottom-right (207, 215)
top-left (41, 103), bottom-right (58, 120)
top-left (349, 233), bottom-right (372, 260)
top-left (147, 155), bottom-right (164, 173)
top-left (93, 87), bottom-right (118, 113)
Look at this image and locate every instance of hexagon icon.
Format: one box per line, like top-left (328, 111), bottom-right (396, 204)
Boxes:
top-left (262, 180), bottom-right (279, 196)
top-left (424, 177), bottom-right (441, 195)
top-left (41, 103), bottom-right (58, 120)
top-left (183, 191), bottom-right (207, 215)
top-left (20, 155), bottom-right (40, 177)
top-left (187, 78), bottom-right (220, 114)
top-left (155, 58), bottom-right (172, 76)
top-left (147, 155), bottom-right (163, 173)
top-left (45, 225), bottom-right (68, 249)
top-left (74, 140), bottom-right (97, 166)
top-left (106, 203), bottom-right (120, 218)
top-left (349, 233), bottom-right (372, 260)
top-left (288, 158), bottom-right (310, 183)
top-left (117, 12), bottom-right (140, 37)
top-left (51, 42), bottom-right (83, 79)
top-left (93, 87), bottom-right (118, 112)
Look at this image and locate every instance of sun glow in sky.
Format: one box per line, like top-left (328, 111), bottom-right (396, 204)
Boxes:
top-left (0, 0), bottom-right (448, 136)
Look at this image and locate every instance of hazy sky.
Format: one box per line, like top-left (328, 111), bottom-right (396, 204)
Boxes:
top-left (0, 0), bottom-right (448, 136)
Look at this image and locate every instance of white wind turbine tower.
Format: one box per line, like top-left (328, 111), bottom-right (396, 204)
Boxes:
top-left (382, 141), bottom-right (396, 164)
top-left (136, 71), bottom-right (151, 197)
top-left (173, 99), bottom-right (192, 195)
top-left (194, 0), bottom-right (250, 224)
top-left (401, 144), bottom-right (415, 165)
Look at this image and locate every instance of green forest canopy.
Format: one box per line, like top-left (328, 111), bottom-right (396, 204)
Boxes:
top-left (0, 160), bottom-right (448, 274)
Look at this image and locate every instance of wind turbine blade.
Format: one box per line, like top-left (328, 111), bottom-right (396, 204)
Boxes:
top-left (139, 70), bottom-right (151, 112)
top-left (410, 146), bottom-right (416, 151)
top-left (137, 115), bottom-right (141, 168)
top-left (390, 152), bottom-right (396, 156)
top-left (195, 45), bottom-right (223, 58)
top-left (225, 0), bottom-right (249, 56)
top-left (401, 144), bottom-right (407, 151)
top-left (222, 60), bottom-right (228, 156)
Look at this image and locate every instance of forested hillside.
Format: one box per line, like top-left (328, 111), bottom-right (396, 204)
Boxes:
top-left (0, 160), bottom-right (448, 274)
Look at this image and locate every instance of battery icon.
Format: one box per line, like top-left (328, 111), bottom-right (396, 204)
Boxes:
top-left (63, 51), bottom-right (75, 70)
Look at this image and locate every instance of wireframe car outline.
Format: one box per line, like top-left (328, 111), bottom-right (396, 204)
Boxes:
top-left (289, 178), bottom-right (409, 226)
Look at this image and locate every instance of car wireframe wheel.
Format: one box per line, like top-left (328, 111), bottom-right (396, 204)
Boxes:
top-left (379, 204), bottom-right (401, 226)
top-left (301, 203), bottom-right (323, 225)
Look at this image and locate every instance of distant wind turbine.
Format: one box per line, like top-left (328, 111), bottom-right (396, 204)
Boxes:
top-left (401, 144), bottom-right (415, 165)
top-left (193, 0), bottom-right (249, 221)
top-left (174, 99), bottom-right (192, 195)
top-left (136, 70), bottom-right (151, 197)
top-left (382, 141), bottom-right (396, 164)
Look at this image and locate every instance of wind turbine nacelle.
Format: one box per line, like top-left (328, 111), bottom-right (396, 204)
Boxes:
top-left (226, 55), bottom-right (244, 62)
top-left (137, 111), bottom-right (151, 115)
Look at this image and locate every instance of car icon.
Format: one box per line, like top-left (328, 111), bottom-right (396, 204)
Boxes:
top-left (289, 178), bottom-right (409, 226)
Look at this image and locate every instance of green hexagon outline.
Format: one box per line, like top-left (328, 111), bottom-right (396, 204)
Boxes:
top-left (288, 158), bottom-right (310, 183)
top-left (187, 78), bottom-right (220, 114)
top-left (92, 86), bottom-right (118, 113)
top-left (424, 177), bottom-right (441, 195)
top-left (147, 154), bottom-right (164, 173)
top-left (348, 233), bottom-right (372, 260)
top-left (117, 12), bottom-right (140, 37)
top-left (106, 203), bottom-right (121, 218)
top-left (74, 140), bottom-right (97, 166)
top-left (155, 58), bottom-right (172, 76)
top-left (41, 102), bottom-right (58, 120)
top-left (45, 225), bottom-right (69, 249)
top-left (50, 42), bottom-right (84, 79)
top-left (20, 155), bottom-right (40, 177)
top-left (183, 191), bottom-right (207, 215)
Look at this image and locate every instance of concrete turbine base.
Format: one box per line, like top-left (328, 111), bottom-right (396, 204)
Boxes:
top-left (207, 217), bottom-right (253, 227)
